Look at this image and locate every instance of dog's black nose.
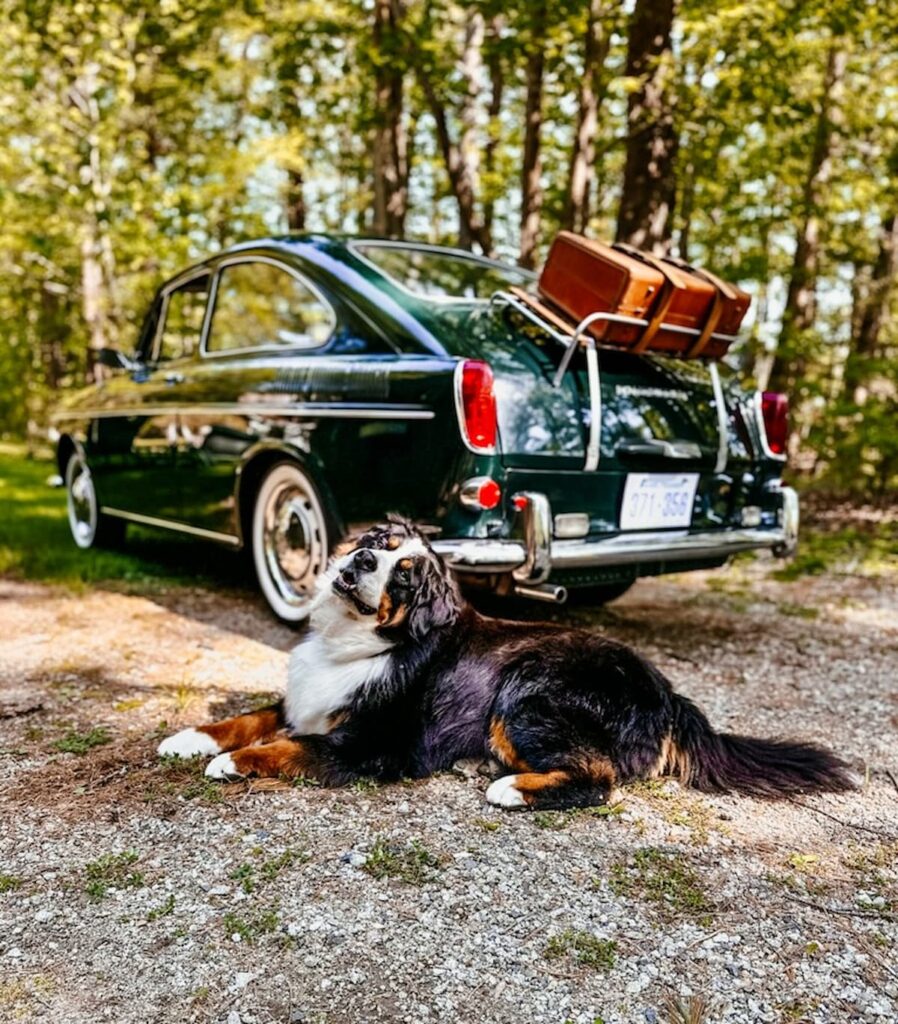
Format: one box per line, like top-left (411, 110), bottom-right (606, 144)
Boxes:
top-left (354, 548), bottom-right (377, 574)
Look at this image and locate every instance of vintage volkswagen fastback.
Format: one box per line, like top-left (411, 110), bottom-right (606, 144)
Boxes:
top-left (52, 235), bottom-right (798, 621)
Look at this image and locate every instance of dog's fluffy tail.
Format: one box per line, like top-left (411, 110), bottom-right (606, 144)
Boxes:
top-left (667, 692), bottom-right (855, 797)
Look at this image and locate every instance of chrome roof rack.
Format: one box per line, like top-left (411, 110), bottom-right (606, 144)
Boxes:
top-left (489, 290), bottom-right (733, 474)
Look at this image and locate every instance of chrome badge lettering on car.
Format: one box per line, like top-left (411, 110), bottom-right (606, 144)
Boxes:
top-left (615, 385), bottom-right (689, 402)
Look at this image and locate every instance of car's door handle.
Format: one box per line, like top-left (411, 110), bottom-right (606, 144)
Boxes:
top-left (164, 372), bottom-right (185, 385)
top-left (616, 439), bottom-right (704, 460)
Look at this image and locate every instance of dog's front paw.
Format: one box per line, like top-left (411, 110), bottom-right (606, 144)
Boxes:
top-left (205, 752), bottom-right (245, 781)
top-left (485, 775), bottom-right (527, 809)
top-left (157, 728), bottom-right (221, 759)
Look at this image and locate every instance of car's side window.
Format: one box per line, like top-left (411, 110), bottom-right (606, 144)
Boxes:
top-left (157, 274), bottom-right (210, 362)
top-left (206, 261), bottom-right (336, 355)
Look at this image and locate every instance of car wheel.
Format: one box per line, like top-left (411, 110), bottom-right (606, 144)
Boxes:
top-left (64, 452), bottom-right (125, 549)
top-left (250, 461), bottom-right (330, 623)
top-left (567, 579), bottom-right (635, 606)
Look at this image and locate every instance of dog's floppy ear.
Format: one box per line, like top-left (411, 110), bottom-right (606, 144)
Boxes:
top-left (406, 554), bottom-right (461, 642)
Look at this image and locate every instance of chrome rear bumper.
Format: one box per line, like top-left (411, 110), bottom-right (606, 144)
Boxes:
top-left (432, 485), bottom-right (800, 583)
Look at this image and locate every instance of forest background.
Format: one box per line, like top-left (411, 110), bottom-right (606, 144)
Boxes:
top-left (1, 0), bottom-right (896, 498)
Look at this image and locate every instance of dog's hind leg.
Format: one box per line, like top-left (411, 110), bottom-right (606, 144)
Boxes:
top-left (486, 711), bottom-right (618, 811)
top-left (157, 703), bottom-right (285, 759)
top-left (486, 762), bottom-right (616, 811)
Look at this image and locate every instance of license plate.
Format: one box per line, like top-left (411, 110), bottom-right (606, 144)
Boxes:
top-left (619, 473), bottom-right (699, 530)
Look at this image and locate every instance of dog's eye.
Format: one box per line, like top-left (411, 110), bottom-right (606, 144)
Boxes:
top-left (395, 568), bottom-right (411, 585)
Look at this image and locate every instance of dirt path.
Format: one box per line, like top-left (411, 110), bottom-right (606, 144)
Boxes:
top-left (1, 559), bottom-right (896, 1024)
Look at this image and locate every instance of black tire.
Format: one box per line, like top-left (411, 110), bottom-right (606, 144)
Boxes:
top-left (248, 461), bottom-right (331, 623)
top-left (64, 452), bottom-right (126, 549)
top-left (566, 579), bottom-right (636, 606)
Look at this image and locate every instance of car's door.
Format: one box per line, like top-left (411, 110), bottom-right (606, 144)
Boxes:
top-left (172, 253), bottom-right (456, 540)
top-left (97, 270), bottom-right (212, 522)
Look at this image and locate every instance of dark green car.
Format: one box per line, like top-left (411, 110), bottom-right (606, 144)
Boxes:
top-left (52, 235), bottom-right (798, 621)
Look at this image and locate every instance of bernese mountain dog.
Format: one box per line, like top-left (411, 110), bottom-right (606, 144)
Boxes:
top-left (158, 516), bottom-right (853, 809)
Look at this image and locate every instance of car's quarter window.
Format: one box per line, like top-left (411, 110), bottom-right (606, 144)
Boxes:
top-left (353, 243), bottom-right (535, 300)
top-left (157, 273), bottom-right (210, 362)
top-left (205, 260), bottom-right (336, 355)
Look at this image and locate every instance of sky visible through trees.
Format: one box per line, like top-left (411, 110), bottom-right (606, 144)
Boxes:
top-left (1, 0), bottom-right (896, 495)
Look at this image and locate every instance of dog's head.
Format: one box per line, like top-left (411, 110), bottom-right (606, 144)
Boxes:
top-left (315, 515), bottom-right (461, 641)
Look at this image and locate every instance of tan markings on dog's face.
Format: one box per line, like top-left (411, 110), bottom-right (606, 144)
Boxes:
top-left (488, 719), bottom-right (531, 771)
top-left (387, 536), bottom-right (402, 550)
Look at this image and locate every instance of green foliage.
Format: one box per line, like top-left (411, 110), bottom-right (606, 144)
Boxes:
top-left (609, 847), bottom-right (712, 919)
top-left (222, 908), bottom-right (280, 944)
top-left (84, 851), bottom-right (143, 900)
top-left (543, 928), bottom-right (617, 970)
top-left (0, 2), bottom-right (894, 491)
top-left (362, 836), bottom-right (444, 885)
top-left (0, 874), bottom-right (22, 893)
top-left (54, 727), bottom-right (111, 755)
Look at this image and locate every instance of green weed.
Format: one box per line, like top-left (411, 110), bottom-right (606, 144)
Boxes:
top-left (544, 929), bottom-right (616, 970)
top-left (84, 851), bottom-right (143, 900)
top-left (362, 837), bottom-right (444, 885)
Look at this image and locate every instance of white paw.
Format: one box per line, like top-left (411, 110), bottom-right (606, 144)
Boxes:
top-left (157, 728), bottom-right (221, 759)
top-left (485, 775), bottom-right (527, 809)
top-left (205, 752), bottom-right (244, 781)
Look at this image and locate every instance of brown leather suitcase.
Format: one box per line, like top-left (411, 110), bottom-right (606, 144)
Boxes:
top-left (536, 231), bottom-right (750, 358)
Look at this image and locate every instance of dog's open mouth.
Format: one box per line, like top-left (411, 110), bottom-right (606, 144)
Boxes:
top-left (332, 577), bottom-right (377, 616)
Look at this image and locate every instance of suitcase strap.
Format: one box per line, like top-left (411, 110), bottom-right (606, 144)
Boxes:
top-left (612, 243), bottom-right (687, 354)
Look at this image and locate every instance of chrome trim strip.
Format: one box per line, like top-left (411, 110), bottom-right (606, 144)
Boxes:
top-left (51, 403), bottom-right (435, 422)
top-left (434, 525), bottom-right (791, 574)
top-left (99, 507), bottom-right (241, 545)
top-left (708, 361), bottom-right (729, 474)
top-left (753, 391), bottom-right (788, 462)
top-left (583, 338), bottom-right (601, 472)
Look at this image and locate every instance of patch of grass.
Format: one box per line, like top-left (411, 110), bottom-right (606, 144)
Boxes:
top-left (230, 863), bottom-right (256, 894)
top-left (54, 726), bottom-right (111, 754)
top-left (0, 446), bottom-right (230, 589)
top-left (362, 837), bottom-right (444, 885)
top-left (351, 777), bottom-right (381, 793)
top-left (532, 810), bottom-right (573, 830)
top-left (772, 524), bottom-right (898, 582)
top-left (543, 929), bottom-right (616, 970)
top-left (223, 908), bottom-right (279, 943)
top-left (0, 874), bottom-right (22, 893)
top-left (84, 851), bottom-right (143, 900)
top-left (147, 894), bottom-right (176, 921)
top-left (473, 817), bottom-right (501, 832)
top-left (778, 602), bottom-right (819, 620)
top-left (181, 776), bottom-right (225, 804)
top-left (609, 847), bottom-right (712, 920)
top-left (260, 848), bottom-right (308, 880)
top-left (113, 699), bottom-right (145, 712)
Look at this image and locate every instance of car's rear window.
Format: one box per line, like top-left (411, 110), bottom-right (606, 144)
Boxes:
top-left (354, 243), bottom-right (534, 300)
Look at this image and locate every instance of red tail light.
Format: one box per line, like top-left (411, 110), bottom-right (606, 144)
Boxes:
top-left (761, 392), bottom-right (789, 456)
top-left (456, 360), bottom-right (497, 452)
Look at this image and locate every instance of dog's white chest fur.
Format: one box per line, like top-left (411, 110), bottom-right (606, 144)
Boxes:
top-left (285, 609), bottom-right (392, 736)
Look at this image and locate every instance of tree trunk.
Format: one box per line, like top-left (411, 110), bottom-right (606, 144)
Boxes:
top-left (615, 0), bottom-right (678, 255)
top-left (418, 71), bottom-right (488, 251)
top-left (843, 212), bottom-right (898, 400)
top-left (519, 0), bottom-right (548, 269)
top-left (372, 0), bottom-right (408, 237)
top-left (285, 168), bottom-right (306, 231)
top-left (482, 14), bottom-right (504, 255)
top-left (562, 0), bottom-right (610, 235)
top-left (767, 44), bottom-right (847, 395)
top-left (457, 11), bottom-right (485, 250)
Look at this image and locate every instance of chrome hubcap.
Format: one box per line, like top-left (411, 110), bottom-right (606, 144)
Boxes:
top-left (67, 459), bottom-right (97, 546)
top-left (262, 481), bottom-right (326, 606)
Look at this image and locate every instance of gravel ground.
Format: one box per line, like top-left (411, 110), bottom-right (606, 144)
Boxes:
top-left (1, 554), bottom-right (897, 1024)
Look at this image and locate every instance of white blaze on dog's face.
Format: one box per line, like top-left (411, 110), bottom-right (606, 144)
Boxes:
top-left (327, 537), bottom-right (429, 626)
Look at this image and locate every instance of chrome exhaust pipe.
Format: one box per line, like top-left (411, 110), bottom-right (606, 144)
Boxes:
top-left (513, 582), bottom-right (568, 604)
